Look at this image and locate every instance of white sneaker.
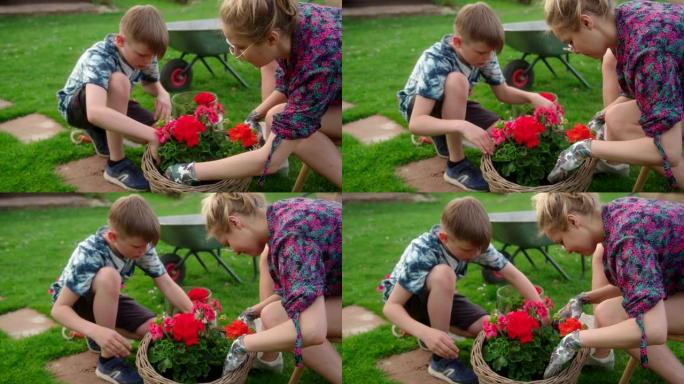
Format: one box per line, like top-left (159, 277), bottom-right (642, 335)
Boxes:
top-left (253, 352), bottom-right (284, 374)
top-left (595, 160), bottom-right (630, 177)
top-left (276, 158), bottom-right (289, 177)
top-left (585, 348), bottom-right (615, 370)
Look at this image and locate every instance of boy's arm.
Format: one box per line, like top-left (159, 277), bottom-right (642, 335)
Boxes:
top-left (409, 95), bottom-right (494, 155)
top-left (490, 83), bottom-right (554, 109)
top-left (498, 263), bottom-right (542, 303)
top-left (141, 81), bottom-right (171, 122)
top-left (383, 283), bottom-right (459, 359)
top-left (153, 273), bottom-right (193, 313)
top-left (50, 286), bottom-right (132, 357)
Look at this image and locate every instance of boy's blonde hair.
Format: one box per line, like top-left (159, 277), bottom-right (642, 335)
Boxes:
top-left (202, 193), bottom-right (266, 238)
top-left (544, 0), bottom-right (614, 34)
top-left (108, 195), bottom-right (160, 244)
top-left (220, 0), bottom-right (298, 44)
top-left (441, 196), bottom-right (491, 250)
top-left (454, 2), bottom-right (505, 54)
top-left (119, 5), bottom-right (168, 57)
top-left (532, 193), bottom-right (599, 235)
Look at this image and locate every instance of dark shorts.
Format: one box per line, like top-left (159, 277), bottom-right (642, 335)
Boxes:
top-left (407, 97), bottom-right (500, 131)
top-left (66, 85), bottom-right (155, 131)
top-left (73, 292), bottom-right (155, 333)
top-left (404, 291), bottom-right (488, 331)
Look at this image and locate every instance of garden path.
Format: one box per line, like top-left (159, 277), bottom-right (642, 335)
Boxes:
top-left (342, 305), bottom-right (387, 338)
top-left (0, 308), bottom-right (56, 339)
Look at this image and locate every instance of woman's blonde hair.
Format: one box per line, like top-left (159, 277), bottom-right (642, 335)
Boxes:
top-left (108, 194), bottom-right (160, 244)
top-left (219, 0), bottom-right (298, 43)
top-left (202, 193), bottom-right (266, 238)
top-left (532, 193), bottom-right (599, 235)
top-left (544, 0), bottom-right (613, 33)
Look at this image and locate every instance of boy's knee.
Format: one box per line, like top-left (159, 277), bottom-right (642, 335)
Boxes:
top-left (427, 264), bottom-right (456, 290)
top-left (92, 267), bottom-right (122, 293)
top-left (444, 72), bottom-right (469, 95)
top-left (108, 72), bottom-right (131, 97)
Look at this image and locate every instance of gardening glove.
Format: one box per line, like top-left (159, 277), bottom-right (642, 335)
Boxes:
top-left (556, 292), bottom-right (589, 321)
top-left (237, 307), bottom-right (258, 329)
top-left (245, 110), bottom-right (264, 145)
top-left (587, 111), bottom-right (606, 140)
top-left (544, 330), bottom-right (582, 378)
top-left (223, 335), bottom-right (248, 374)
top-left (164, 162), bottom-right (198, 185)
top-left (548, 139), bottom-right (592, 183)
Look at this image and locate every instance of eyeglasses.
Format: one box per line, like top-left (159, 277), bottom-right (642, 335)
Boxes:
top-left (225, 37), bottom-right (256, 59)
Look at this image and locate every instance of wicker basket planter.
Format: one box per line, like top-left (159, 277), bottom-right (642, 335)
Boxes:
top-left (481, 155), bottom-right (597, 193)
top-left (136, 333), bottom-right (256, 384)
top-left (470, 332), bottom-right (589, 384)
top-left (141, 146), bottom-right (252, 193)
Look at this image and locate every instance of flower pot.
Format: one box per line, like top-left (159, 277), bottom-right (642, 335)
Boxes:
top-left (171, 91), bottom-right (218, 117)
top-left (470, 332), bottom-right (589, 384)
top-left (496, 285), bottom-right (543, 315)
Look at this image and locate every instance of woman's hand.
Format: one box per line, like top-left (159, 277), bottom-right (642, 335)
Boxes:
top-left (165, 162), bottom-right (198, 185)
top-left (544, 330), bottom-right (581, 378)
top-left (223, 335), bottom-right (248, 374)
top-left (548, 140), bottom-right (592, 183)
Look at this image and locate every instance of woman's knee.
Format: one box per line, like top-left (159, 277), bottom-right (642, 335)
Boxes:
top-left (261, 301), bottom-right (288, 330)
top-left (594, 297), bottom-right (625, 327)
top-left (92, 267), bottom-right (122, 294)
top-left (265, 103), bottom-right (287, 129)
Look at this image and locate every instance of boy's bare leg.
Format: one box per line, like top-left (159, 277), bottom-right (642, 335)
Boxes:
top-left (425, 265), bottom-right (456, 333)
top-left (440, 72), bottom-right (470, 162)
top-left (104, 72), bottom-right (131, 162)
top-left (91, 267), bottom-right (122, 358)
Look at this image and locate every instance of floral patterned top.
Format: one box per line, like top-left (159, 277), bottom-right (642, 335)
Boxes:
top-left (614, 1), bottom-right (684, 186)
top-left (262, 3), bottom-right (341, 182)
top-left (266, 198), bottom-right (342, 366)
top-left (601, 197), bottom-right (684, 367)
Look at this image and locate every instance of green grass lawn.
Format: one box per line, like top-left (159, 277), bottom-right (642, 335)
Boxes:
top-left (0, 192), bottom-right (329, 384)
top-left (342, 193), bottom-right (682, 383)
top-left (341, 0), bottom-right (672, 192)
top-left (0, 0), bottom-right (335, 192)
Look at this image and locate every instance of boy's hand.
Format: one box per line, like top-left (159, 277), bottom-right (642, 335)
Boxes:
top-left (464, 124), bottom-right (494, 155)
top-left (419, 328), bottom-right (459, 359)
top-left (91, 326), bottom-right (131, 357)
top-left (155, 91), bottom-right (172, 122)
top-left (148, 135), bottom-right (160, 164)
top-left (531, 93), bottom-right (555, 109)
top-left (544, 330), bottom-right (581, 378)
top-left (547, 139), bottom-right (592, 183)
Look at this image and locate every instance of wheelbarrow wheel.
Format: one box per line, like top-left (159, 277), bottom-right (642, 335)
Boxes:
top-left (503, 59), bottom-right (534, 90)
top-left (161, 58), bottom-right (192, 92)
top-left (481, 250), bottom-right (512, 284)
top-left (160, 253), bottom-right (186, 285)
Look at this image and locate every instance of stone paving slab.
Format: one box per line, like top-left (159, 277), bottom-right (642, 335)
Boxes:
top-left (56, 156), bottom-right (127, 193)
top-left (46, 351), bottom-right (102, 384)
top-left (0, 113), bottom-right (65, 143)
top-left (343, 115), bottom-right (405, 144)
top-left (342, 305), bottom-right (387, 338)
top-left (0, 308), bottom-right (56, 339)
top-left (377, 349), bottom-right (446, 384)
top-left (0, 99), bottom-right (12, 110)
top-left (0, 194), bottom-right (109, 209)
top-left (342, 101), bottom-right (354, 111)
top-left (396, 156), bottom-right (466, 192)
top-left (344, 4), bottom-right (455, 18)
top-left (0, 3), bottom-right (109, 16)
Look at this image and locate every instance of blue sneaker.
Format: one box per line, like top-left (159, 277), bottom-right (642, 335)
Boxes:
top-left (95, 357), bottom-right (143, 384)
top-left (104, 158), bottom-right (150, 191)
top-left (86, 336), bottom-right (101, 353)
top-left (443, 159), bottom-right (489, 191)
top-left (428, 355), bottom-right (478, 384)
top-left (431, 134), bottom-right (449, 159)
top-left (84, 126), bottom-right (110, 158)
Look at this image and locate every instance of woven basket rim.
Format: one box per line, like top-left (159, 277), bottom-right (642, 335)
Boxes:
top-left (470, 332), bottom-right (589, 384)
top-left (141, 146), bottom-right (253, 193)
top-left (136, 332), bottom-right (255, 384)
top-left (481, 154), bottom-right (598, 193)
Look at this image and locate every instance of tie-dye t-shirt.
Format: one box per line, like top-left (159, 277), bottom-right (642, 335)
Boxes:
top-left (397, 35), bottom-right (505, 121)
top-left (56, 34), bottom-right (159, 120)
top-left (266, 198), bottom-right (342, 366)
top-left (601, 197), bottom-right (684, 366)
top-left (614, 1), bottom-right (684, 186)
top-left (379, 225), bottom-right (509, 301)
top-left (49, 226), bottom-right (166, 302)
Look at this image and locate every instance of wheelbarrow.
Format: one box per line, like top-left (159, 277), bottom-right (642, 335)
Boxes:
top-left (161, 19), bottom-right (248, 92)
top-left (158, 214), bottom-right (257, 285)
top-left (483, 210), bottom-right (586, 283)
top-left (502, 20), bottom-right (591, 90)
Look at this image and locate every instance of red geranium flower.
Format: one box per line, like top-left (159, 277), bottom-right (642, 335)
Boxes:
top-left (505, 310), bottom-right (539, 344)
top-left (172, 115), bottom-right (206, 148)
top-left (194, 92), bottom-right (216, 105)
top-left (188, 287), bottom-right (210, 303)
top-left (565, 123), bottom-right (594, 143)
top-left (228, 123), bottom-right (258, 148)
top-left (225, 320), bottom-right (253, 338)
top-left (172, 312), bottom-right (205, 346)
top-left (511, 115), bottom-right (545, 149)
top-left (558, 317), bottom-right (582, 337)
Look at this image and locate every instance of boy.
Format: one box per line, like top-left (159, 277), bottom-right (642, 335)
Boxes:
top-left (50, 195), bottom-right (193, 384)
top-left (397, 2), bottom-right (554, 191)
top-left (57, 5), bottom-right (171, 192)
top-left (381, 196), bottom-right (546, 384)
